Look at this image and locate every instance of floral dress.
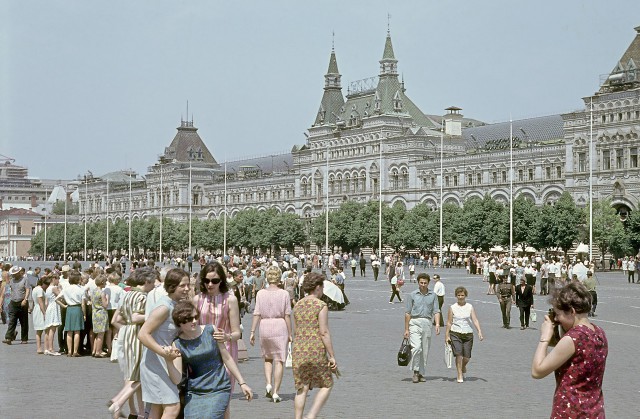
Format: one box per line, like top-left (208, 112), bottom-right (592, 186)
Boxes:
top-left (91, 288), bottom-right (108, 333)
top-left (552, 324), bottom-right (608, 418)
top-left (292, 297), bottom-right (332, 390)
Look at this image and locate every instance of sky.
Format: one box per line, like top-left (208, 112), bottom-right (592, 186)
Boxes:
top-left (2, 1), bottom-right (639, 181)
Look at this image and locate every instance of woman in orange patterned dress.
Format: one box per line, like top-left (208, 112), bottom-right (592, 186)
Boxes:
top-left (292, 273), bottom-right (337, 419)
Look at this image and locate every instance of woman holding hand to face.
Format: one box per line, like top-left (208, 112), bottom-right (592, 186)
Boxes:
top-left (137, 269), bottom-right (191, 419)
top-left (532, 282), bottom-right (608, 418)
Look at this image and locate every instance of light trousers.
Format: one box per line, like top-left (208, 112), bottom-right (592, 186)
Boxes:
top-left (408, 317), bottom-right (432, 375)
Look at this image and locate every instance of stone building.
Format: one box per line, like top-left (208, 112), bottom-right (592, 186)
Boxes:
top-left (70, 26), bottom-right (640, 253)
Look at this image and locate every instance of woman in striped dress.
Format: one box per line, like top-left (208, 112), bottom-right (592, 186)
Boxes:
top-left (249, 265), bottom-right (292, 403)
top-left (193, 262), bottom-right (241, 419)
top-left (108, 268), bottom-right (157, 419)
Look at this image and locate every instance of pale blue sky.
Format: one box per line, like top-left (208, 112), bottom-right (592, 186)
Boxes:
top-left (2, 1), bottom-right (638, 180)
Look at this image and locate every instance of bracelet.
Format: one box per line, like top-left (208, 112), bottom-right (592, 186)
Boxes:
top-left (238, 382), bottom-right (246, 386)
top-left (539, 339), bottom-right (549, 343)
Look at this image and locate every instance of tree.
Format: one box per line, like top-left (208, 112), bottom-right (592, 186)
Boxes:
top-left (588, 199), bottom-right (630, 260)
top-left (268, 212), bottom-right (306, 253)
top-left (513, 194), bottom-right (540, 248)
top-left (546, 192), bottom-right (583, 254)
top-left (393, 203), bottom-right (438, 251)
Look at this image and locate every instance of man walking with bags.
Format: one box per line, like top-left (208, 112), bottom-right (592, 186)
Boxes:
top-left (404, 273), bottom-right (441, 383)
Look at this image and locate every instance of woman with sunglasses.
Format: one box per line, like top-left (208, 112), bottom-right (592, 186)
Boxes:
top-left (167, 300), bottom-right (253, 419)
top-left (193, 262), bottom-right (241, 419)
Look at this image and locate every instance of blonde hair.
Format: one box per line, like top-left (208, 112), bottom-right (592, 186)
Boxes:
top-left (265, 266), bottom-right (282, 284)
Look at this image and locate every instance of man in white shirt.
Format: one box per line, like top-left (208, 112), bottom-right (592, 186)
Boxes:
top-left (433, 274), bottom-right (446, 327)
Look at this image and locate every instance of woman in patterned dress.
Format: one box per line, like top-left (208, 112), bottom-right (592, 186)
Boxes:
top-left (91, 275), bottom-right (108, 357)
top-left (193, 262), bottom-right (241, 419)
top-left (44, 274), bottom-right (62, 355)
top-left (532, 282), bottom-right (608, 418)
top-left (109, 268), bottom-right (158, 419)
top-left (292, 273), bottom-right (337, 419)
top-left (249, 265), bottom-right (292, 403)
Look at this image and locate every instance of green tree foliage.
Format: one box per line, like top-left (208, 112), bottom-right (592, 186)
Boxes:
top-left (625, 210), bottom-right (640, 256)
top-left (51, 201), bottom-right (79, 215)
top-left (542, 192), bottom-right (583, 253)
top-left (393, 203), bottom-right (438, 251)
top-left (589, 199), bottom-right (630, 259)
top-left (512, 194), bottom-right (540, 248)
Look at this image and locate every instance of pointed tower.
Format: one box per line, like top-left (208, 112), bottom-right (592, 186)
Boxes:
top-left (313, 47), bottom-right (345, 126)
top-left (162, 118), bottom-right (217, 164)
top-left (374, 31), bottom-right (406, 116)
top-left (599, 26), bottom-right (640, 94)
top-left (379, 32), bottom-right (398, 76)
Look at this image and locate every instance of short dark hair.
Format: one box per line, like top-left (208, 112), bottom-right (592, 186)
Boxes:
top-left (42, 277), bottom-right (52, 287)
top-left (302, 272), bottom-right (324, 294)
top-left (417, 273), bottom-right (430, 283)
top-left (172, 300), bottom-right (200, 326)
top-left (551, 282), bottom-right (591, 314)
top-left (164, 268), bottom-right (189, 294)
top-left (130, 267), bottom-right (159, 287)
top-left (68, 270), bottom-right (82, 285)
top-left (454, 286), bottom-right (468, 297)
top-left (199, 262), bottom-right (228, 294)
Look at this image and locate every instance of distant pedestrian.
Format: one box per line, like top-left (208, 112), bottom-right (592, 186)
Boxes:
top-left (515, 277), bottom-right (534, 329)
top-left (497, 274), bottom-right (515, 329)
top-left (359, 254), bottom-right (366, 277)
top-left (433, 274), bottom-right (445, 327)
top-left (372, 259), bottom-right (381, 281)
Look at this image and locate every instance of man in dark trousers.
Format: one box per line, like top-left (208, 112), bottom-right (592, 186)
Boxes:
top-left (515, 277), bottom-right (534, 330)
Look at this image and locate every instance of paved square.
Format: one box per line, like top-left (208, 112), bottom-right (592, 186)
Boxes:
top-left (1, 266), bottom-right (637, 418)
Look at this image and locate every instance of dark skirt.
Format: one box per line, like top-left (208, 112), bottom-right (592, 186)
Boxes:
top-left (525, 274), bottom-right (536, 286)
top-left (64, 305), bottom-right (84, 332)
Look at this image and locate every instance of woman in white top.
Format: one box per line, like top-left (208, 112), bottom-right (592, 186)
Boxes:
top-left (59, 270), bottom-right (87, 357)
top-left (445, 286), bottom-right (483, 383)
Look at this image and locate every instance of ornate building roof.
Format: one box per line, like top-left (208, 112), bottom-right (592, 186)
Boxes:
top-left (462, 115), bottom-right (565, 150)
top-left (599, 26), bottom-right (640, 94)
top-left (162, 120), bottom-right (218, 165)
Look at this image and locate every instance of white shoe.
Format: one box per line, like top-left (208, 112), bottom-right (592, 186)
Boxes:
top-left (50, 351), bottom-right (62, 356)
top-left (272, 393), bottom-right (281, 403)
top-left (265, 384), bottom-right (272, 399)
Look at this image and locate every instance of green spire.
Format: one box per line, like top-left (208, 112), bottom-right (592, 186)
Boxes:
top-left (382, 33), bottom-right (396, 60)
top-left (327, 49), bottom-right (339, 74)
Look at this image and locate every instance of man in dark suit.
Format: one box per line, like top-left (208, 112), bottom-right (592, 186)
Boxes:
top-left (515, 277), bottom-right (534, 330)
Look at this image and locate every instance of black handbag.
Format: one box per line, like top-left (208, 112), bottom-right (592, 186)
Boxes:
top-left (397, 337), bottom-right (412, 366)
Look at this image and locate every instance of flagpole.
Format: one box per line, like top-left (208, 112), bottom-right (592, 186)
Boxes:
top-left (589, 98), bottom-right (593, 262)
top-left (439, 118), bottom-right (444, 265)
top-left (224, 159), bottom-right (227, 257)
top-left (325, 143), bottom-right (329, 255)
top-left (378, 138), bottom-right (382, 257)
top-left (510, 116), bottom-right (513, 259)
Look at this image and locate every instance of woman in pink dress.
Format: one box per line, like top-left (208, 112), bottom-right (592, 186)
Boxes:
top-left (532, 282), bottom-right (608, 418)
top-left (249, 265), bottom-right (292, 403)
top-left (192, 262), bottom-right (241, 419)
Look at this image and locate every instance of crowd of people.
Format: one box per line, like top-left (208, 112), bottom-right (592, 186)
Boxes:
top-left (0, 248), bottom-right (615, 418)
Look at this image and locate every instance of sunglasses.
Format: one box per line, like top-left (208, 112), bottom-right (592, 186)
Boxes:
top-left (202, 277), bottom-right (222, 285)
top-left (182, 315), bottom-right (198, 324)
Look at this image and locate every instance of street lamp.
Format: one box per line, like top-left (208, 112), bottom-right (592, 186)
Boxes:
top-left (63, 185), bottom-right (68, 262)
top-left (128, 169), bottom-right (133, 260)
top-left (188, 157), bottom-right (193, 258)
top-left (42, 196), bottom-right (48, 262)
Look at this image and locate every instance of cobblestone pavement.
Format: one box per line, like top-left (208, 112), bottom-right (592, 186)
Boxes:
top-left (1, 265), bottom-right (638, 418)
